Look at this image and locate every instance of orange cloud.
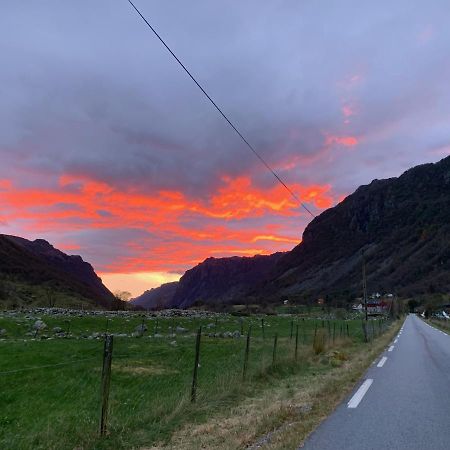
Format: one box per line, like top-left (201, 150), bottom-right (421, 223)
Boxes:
top-left (342, 105), bottom-right (354, 118)
top-left (325, 135), bottom-right (358, 147)
top-left (252, 234), bottom-right (299, 244)
top-left (0, 173), bottom-right (337, 275)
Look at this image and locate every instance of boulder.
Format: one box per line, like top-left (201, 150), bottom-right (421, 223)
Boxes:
top-left (33, 320), bottom-right (47, 331)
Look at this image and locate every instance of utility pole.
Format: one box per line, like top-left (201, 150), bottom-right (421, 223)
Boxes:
top-left (362, 251), bottom-right (369, 342)
top-left (362, 251), bottom-right (368, 322)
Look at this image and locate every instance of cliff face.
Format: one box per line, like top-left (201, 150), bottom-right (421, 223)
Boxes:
top-left (265, 156), bottom-right (450, 299)
top-left (169, 253), bottom-right (284, 308)
top-left (0, 234), bottom-right (115, 307)
top-left (131, 282), bottom-right (179, 310)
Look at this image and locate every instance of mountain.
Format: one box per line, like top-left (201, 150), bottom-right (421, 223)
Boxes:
top-left (0, 234), bottom-right (115, 308)
top-left (261, 156), bottom-right (450, 301)
top-left (131, 282), bottom-right (179, 310)
top-left (168, 253), bottom-right (284, 308)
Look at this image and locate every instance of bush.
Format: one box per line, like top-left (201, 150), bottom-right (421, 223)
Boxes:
top-left (313, 329), bottom-right (326, 354)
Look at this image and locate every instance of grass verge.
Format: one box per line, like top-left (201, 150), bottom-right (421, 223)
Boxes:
top-left (143, 319), bottom-right (401, 450)
top-left (427, 319), bottom-right (450, 335)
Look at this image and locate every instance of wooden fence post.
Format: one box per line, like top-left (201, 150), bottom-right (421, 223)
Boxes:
top-left (272, 333), bottom-right (278, 366)
top-left (362, 320), bottom-right (368, 343)
top-left (295, 324), bottom-right (299, 360)
top-left (99, 334), bottom-right (114, 435)
top-left (243, 325), bottom-right (252, 381)
top-left (191, 327), bottom-right (202, 403)
top-left (290, 320), bottom-right (294, 340)
top-left (261, 318), bottom-right (265, 340)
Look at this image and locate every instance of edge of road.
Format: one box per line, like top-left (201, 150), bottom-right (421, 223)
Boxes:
top-left (263, 317), bottom-right (404, 450)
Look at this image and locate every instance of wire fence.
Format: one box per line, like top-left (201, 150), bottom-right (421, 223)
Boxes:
top-left (0, 314), bottom-right (394, 449)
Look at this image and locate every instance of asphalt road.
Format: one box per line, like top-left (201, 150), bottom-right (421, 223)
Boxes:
top-left (300, 314), bottom-right (450, 450)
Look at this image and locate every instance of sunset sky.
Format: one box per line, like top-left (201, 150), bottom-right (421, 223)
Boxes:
top-left (1, 1), bottom-right (450, 296)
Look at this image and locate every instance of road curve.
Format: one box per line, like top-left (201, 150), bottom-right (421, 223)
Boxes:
top-left (300, 314), bottom-right (450, 450)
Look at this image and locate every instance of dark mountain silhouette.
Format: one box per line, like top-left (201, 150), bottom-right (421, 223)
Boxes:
top-left (261, 155), bottom-right (450, 301)
top-left (0, 234), bottom-right (115, 307)
top-left (167, 253), bottom-right (284, 309)
top-left (131, 282), bottom-right (179, 310)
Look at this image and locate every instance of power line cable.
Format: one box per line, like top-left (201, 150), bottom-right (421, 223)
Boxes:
top-left (126, 0), bottom-right (316, 219)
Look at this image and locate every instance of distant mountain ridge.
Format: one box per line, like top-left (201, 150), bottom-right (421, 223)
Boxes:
top-left (0, 234), bottom-right (115, 307)
top-left (169, 253), bottom-right (284, 308)
top-left (132, 253), bottom-right (285, 310)
top-left (131, 282), bottom-right (178, 310)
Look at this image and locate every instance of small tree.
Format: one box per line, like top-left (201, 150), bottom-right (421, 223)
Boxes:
top-left (113, 291), bottom-right (131, 311)
top-left (407, 299), bottom-right (420, 313)
top-left (45, 287), bottom-right (56, 308)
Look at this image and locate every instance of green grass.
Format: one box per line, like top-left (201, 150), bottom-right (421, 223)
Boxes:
top-left (0, 312), bottom-right (391, 449)
top-left (0, 275), bottom-right (99, 310)
top-left (428, 318), bottom-right (450, 334)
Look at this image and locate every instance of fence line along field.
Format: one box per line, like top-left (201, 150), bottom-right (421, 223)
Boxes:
top-left (0, 308), bottom-right (394, 449)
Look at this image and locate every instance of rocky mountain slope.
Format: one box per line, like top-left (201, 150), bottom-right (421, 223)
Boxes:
top-left (262, 156), bottom-right (450, 300)
top-left (0, 234), bottom-right (115, 307)
top-left (166, 253), bottom-right (284, 309)
top-left (131, 282), bottom-right (179, 310)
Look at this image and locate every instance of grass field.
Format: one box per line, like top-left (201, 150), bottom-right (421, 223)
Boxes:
top-left (0, 310), bottom-right (393, 449)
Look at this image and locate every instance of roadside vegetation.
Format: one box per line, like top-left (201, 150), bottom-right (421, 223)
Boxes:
top-left (0, 309), bottom-right (398, 449)
top-left (427, 317), bottom-right (450, 334)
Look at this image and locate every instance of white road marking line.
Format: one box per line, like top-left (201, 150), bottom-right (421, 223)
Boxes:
top-left (394, 339), bottom-right (398, 343)
top-left (348, 379), bottom-right (373, 408)
top-left (388, 345), bottom-right (394, 352)
top-left (377, 357), bottom-right (388, 367)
